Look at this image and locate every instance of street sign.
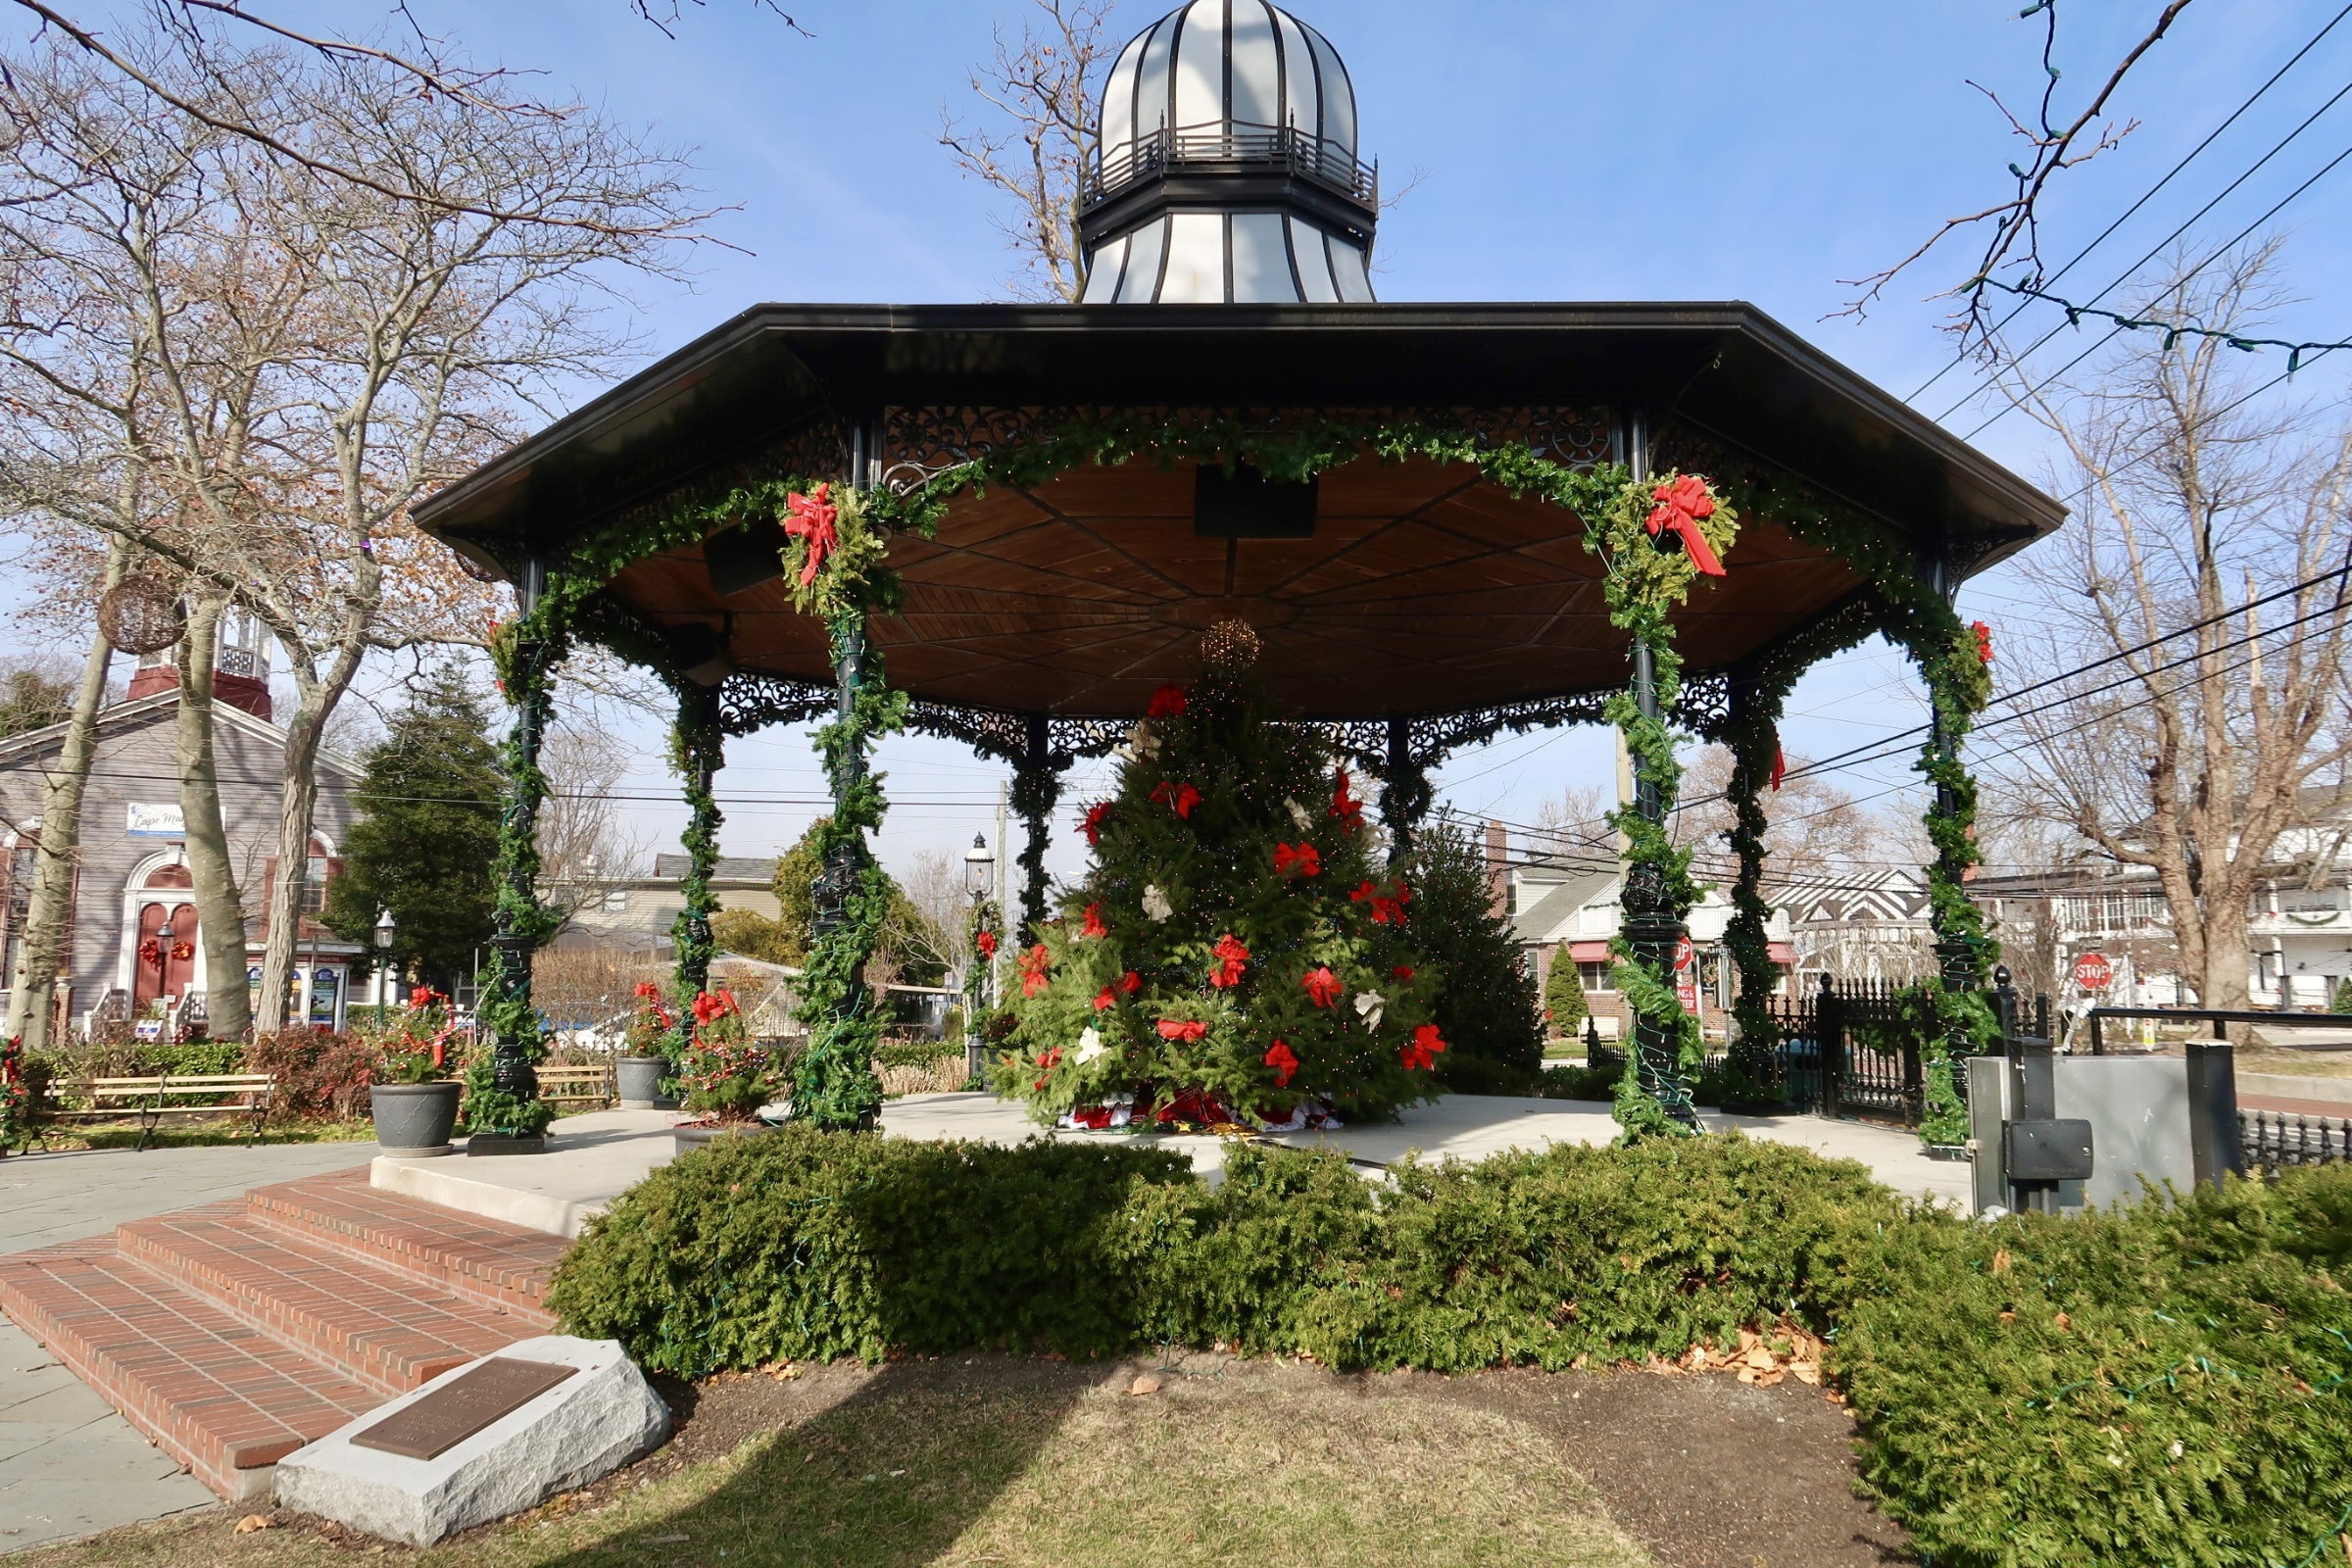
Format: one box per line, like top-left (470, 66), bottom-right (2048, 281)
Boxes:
top-left (1674, 935), bottom-right (1698, 1014)
top-left (1673, 934), bottom-right (1695, 972)
top-left (2074, 952), bottom-right (2114, 992)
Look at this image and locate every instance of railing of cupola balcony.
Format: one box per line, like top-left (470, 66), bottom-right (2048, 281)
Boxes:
top-left (1082, 122), bottom-right (1378, 210)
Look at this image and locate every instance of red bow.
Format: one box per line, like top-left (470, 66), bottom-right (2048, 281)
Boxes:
top-left (1330, 768), bottom-right (1364, 830)
top-left (1020, 943), bottom-right (1052, 998)
top-left (1644, 475), bottom-right (1726, 577)
top-left (1080, 902), bottom-right (1108, 940)
top-left (1083, 802), bottom-right (1113, 845)
top-left (1093, 986), bottom-right (1115, 1010)
top-left (1156, 1018), bottom-right (1208, 1043)
top-left (783, 483), bottom-right (839, 589)
top-left (1119, 969), bottom-right (1141, 995)
top-left (1302, 966), bottom-right (1342, 1008)
top-left (1349, 880), bottom-right (1410, 924)
top-left (1400, 1022), bottom-right (1448, 1072)
top-left (1264, 1040), bottom-right (1298, 1088)
top-left (1151, 780), bottom-right (1202, 819)
top-left (975, 930), bottom-right (998, 959)
top-left (1770, 745), bottom-right (1787, 793)
top-left (1210, 933), bottom-right (1250, 989)
top-left (691, 990), bottom-right (738, 1026)
top-left (1274, 842), bottom-right (1321, 878)
top-left (1972, 620), bottom-right (1994, 666)
top-left (1147, 684), bottom-right (1188, 718)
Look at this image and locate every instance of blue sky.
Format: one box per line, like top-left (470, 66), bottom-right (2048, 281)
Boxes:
top-left (27, 0), bottom-right (2352, 884)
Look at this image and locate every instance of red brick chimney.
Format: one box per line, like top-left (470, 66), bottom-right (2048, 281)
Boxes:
top-left (1487, 819), bottom-right (1509, 916)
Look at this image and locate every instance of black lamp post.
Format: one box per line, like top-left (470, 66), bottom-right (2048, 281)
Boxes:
top-left (373, 908), bottom-right (395, 1027)
top-left (963, 832), bottom-right (994, 1087)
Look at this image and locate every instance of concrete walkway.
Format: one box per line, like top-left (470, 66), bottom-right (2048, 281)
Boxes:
top-left (0, 1140), bottom-right (381, 1552)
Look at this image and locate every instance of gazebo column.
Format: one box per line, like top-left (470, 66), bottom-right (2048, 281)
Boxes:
top-left (475, 555), bottom-right (554, 1146)
top-left (1380, 716), bottom-right (1432, 866)
top-left (669, 682), bottom-right (725, 1011)
top-left (1010, 713), bottom-right (1060, 936)
top-left (1622, 634), bottom-right (1698, 1128)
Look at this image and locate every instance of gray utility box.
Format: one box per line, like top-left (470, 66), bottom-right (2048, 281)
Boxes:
top-left (1968, 1055), bottom-right (2195, 1214)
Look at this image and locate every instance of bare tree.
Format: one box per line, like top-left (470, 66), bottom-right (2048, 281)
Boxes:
top-left (1995, 244), bottom-right (2352, 1017)
top-left (898, 849), bottom-right (974, 987)
top-left (940, 0), bottom-right (1115, 302)
top-left (536, 712), bottom-right (651, 932)
top-left (0, 26), bottom-right (705, 1032)
top-left (1837, 0), bottom-right (2193, 357)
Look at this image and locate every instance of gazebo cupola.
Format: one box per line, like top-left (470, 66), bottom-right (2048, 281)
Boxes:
top-left (1077, 0), bottom-right (1377, 304)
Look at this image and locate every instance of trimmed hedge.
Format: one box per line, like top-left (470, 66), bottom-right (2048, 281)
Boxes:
top-left (551, 1129), bottom-right (2352, 1567)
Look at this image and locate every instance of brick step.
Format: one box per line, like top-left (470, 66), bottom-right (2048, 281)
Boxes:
top-left (242, 1170), bottom-right (564, 1328)
top-left (118, 1204), bottom-right (531, 1397)
top-left (0, 1238), bottom-right (379, 1500)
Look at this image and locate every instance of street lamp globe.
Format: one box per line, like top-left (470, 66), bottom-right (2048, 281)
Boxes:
top-left (373, 907), bottom-right (396, 952)
top-left (964, 833), bottom-right (994, 899)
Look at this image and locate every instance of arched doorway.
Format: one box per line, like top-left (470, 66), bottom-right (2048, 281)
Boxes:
top-left (127, 862), bottom-right (199, 1013)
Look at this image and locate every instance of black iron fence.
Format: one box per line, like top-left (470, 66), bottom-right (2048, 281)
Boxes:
top-left (1762, 973), bottom-right (2049, 1128)
top-left (2242, 1108), bottom-right (2351, 1175)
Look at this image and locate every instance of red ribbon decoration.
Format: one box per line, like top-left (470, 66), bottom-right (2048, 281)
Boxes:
top-left (1301, 966), bottom-right (1343, 1007)
top-left (1771, 745), bottom-right (1787, 793)
top-left (1151, 780), bottom-right (1202, 819)
top-left (1209, 933), bottom-right (1250, 988)
top-left (1119, 969), bottom-right (1141, 995)
top-left (1972, 619), bottom-right (1994, 666)
top-left (1274, 842), bottom-right (1322, 878)
top-left (1264, 1040), bottom-right (1298, 1088)
top-left (1392, 964), bottom-right (1414, 982)
top-left (1093, 986), bottom-right (1115, 1010)
top-left (1080, 902), bottom-right (1108, 940)
top-left (1156, 1018), bottom-right (1208, 1043)
top-left (783, 483), bottom-right (840, 589)
top-left (1082, 802), bottom-right (1113, 845)
top-left (1400, 1022), bottom-right (1448, 1072)
top-left (1146, 684), bottom-right (1189, 718)
top-left (1644, 475), bottom-right (1727, 577)
top-left (975, 930), bottom-right (998, 959)
top-left (1019, 943), bottom-right (1052, 998)
top-left (1330, 768), bottom-right (1365, 830)
top-left (1349, 879), bottom-right (1411, 924)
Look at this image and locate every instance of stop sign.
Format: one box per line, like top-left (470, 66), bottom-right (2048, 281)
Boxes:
top-left (1674, 934), bottom-right (1695, 972)
top-left (2074, 952), bottom-right (2113, 991)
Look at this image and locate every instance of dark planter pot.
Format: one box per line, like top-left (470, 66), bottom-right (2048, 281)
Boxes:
top-left (671, 1120), bottom-right (773, 1155)
top-left (616, 1056), bottom-right (669, 1109)
top-left (371, 1081), bottom-right (462, 1155)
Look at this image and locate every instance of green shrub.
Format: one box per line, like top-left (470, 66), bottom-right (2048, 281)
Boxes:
top-left (1834, 1165), bottom-right (2352, 1568)
top-left (1543, 953), bottom-right (1588, 1034)
top-left (548, 1127), bottom-right (1195, 1374)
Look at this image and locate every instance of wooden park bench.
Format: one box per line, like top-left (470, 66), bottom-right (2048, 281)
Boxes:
top-left (531, 1063), bottom-right (614, 1109)
top-left (48, 1073), bottom-right (275, 1151)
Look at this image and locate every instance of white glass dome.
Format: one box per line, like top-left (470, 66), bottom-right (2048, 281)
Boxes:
top-left (1078, 0), bottom-right (1377, 305)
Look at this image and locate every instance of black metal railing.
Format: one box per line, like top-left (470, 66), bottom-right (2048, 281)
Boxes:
top-left (1083, 122), bottom-right (1377, 210)
top-left (2242, 1108), bottom-right (2351, 1174)
top-left (2084, 1004), bottom-right (2352, 1054)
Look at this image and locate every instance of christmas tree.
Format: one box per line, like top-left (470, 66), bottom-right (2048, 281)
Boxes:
top-left (994, 623), bottom-right (1445, 1128)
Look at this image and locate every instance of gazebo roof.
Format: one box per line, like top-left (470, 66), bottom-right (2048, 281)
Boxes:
top-left (416, 303), bottom-right (2062, 722)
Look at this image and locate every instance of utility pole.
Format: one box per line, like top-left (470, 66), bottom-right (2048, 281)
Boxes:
top-left (994, 780), bottom-right (1008, 1007)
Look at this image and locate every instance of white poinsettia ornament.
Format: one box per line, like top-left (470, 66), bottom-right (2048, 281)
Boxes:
top-left (1075, 1025), bottom-right (1106, 1065)
top-left (1354, 990), bottom-right (1385, 1029)
top-left (1142, 884), bottom-right (1174, 921)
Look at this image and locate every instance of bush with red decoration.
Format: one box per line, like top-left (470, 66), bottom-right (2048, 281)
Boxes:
top-left (993, 661), bottom-right (1443, 1126)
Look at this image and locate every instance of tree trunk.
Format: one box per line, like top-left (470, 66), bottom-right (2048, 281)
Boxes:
top-left (5, 546), bottom-right (129, 1050)
top-left (175, 595), bottom-right (251, 1042)
top-left (2200, 896), bottom-right (2254, 1034)
top-left (254, 699), bottom-right (325, 1036)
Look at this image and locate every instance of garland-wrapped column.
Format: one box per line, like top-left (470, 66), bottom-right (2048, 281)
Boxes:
top-left (1010, 713), bottom-right (1061, 937)
top-left (1619, 635), bottom-right (1700, 1131)
top-left (471, 557), bottom-right (560, 1148)
top-left (665, 682), bottom-right (725, 1066)
top-left (1720, 671), bottom-right (1783, 1092)
top-left (1379, 716), bottom-right (1431, 866)
top-left (792, 609), bottom-right (895, 1130)
top-left (1913, 567), bottom-right (1997, 1147)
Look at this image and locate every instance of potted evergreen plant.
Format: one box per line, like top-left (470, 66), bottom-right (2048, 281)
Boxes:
top-left (671, 989), bottom-right (780, 1151)
top-left (616, 982), bottom-right (674, 1108)
top-left (368, 987), bottom-right (463, 1154)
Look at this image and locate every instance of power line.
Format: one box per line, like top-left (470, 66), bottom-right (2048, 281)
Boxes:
top-left (1906, 0), bottom-right (2352, 406)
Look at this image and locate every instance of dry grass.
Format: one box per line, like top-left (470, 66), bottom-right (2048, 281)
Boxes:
top-left (13, 1366), bottom-right (1650, 1568)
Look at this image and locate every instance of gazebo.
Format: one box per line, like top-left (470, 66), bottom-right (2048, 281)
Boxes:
top-left (414, 4), bottom-right (2061, 1147)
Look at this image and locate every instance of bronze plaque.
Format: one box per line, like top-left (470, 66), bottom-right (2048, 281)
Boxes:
top-left (350, 1357), bottom-right (579, 1460)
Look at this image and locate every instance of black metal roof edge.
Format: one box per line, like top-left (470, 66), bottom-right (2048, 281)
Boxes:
top-left (413, 301), bottom-right (2063, 545)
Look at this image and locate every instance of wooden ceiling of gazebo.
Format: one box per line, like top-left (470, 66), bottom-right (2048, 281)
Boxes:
top-left (616, 453), bottom-right (1861, 718)
top-left (416, 304), bottom-right (2065, 721)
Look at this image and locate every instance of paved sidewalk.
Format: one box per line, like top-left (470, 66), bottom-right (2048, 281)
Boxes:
top-left (1, 1141), bottom-right (380, 1552)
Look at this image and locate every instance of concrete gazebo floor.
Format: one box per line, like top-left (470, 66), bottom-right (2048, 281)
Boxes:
top-left (370, 1096), bottom-right (1975, 1239)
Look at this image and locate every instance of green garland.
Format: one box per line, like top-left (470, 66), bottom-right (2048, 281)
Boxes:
top-left (665, 686), bottom-right (725, 1073)
top-left (1577, 475), bottom-right (1740, 1140)
top-left (1910, 620), bottom-right (2000, 1144)
top-left (478, 410), bottom-right (1999, 1145)
top-left (467, 629), bottom-right (563, 1138)
top-left (791, 609), bottom-right (908, 1129)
